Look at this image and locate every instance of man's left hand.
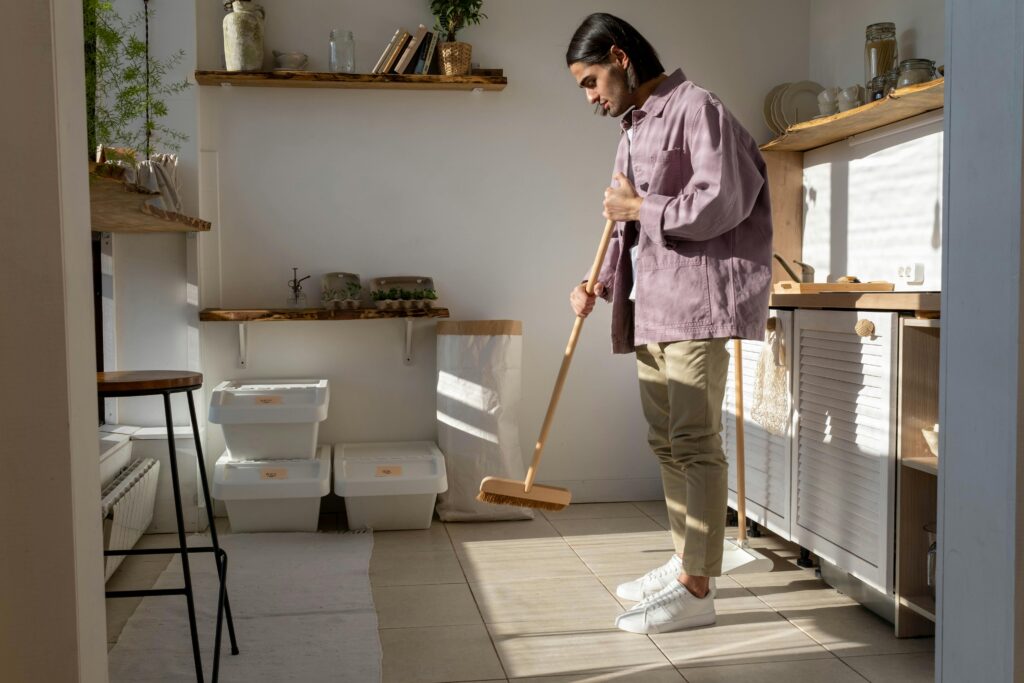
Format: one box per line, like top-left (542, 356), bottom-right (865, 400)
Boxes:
top-left (603, 172), bottom-right (643, 222)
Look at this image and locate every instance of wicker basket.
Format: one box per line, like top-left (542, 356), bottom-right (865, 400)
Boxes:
top-left (439, 41), bottom-right (472, 76)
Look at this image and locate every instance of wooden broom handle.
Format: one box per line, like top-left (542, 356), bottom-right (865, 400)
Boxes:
top-left (524, 219), bottom-right (616, 492)
top-left (733, 338), bottom-right (747, 543)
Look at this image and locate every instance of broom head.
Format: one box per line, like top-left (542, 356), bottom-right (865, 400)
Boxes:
top-left (476, 476), bottom-right (571, 512)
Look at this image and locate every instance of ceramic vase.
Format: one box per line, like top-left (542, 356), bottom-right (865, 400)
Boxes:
top-left (223, 1), bottom-right (265, 72)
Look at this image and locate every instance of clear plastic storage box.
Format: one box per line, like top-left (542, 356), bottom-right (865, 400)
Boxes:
top-left (208, 379), bottom-right (329, 460)
top-left (334, 441), bottom-right (448, 530)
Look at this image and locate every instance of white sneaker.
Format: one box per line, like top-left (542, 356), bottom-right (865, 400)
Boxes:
top-left (614, 580), bottom-right (717, 634)
top-left (616, 554), bottom-right (683, 602)
top-left (616, 555), bottom-right (717, 603)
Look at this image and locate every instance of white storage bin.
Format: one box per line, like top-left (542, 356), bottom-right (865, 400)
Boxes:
top-left (334, 441), bottom-right (448, 530)
top-left (208, 379), bottom-right (330, 460)
top-left (213, 446), bottom-right (330, 532)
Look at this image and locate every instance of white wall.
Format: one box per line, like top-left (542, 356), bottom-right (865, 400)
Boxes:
top-left (802, 0), bottom-right (944, 289)
top-left (809, 0), bottom-right (944, 90)
top-left (194, 0), bottom-right (810, 500)
top-left (1, 0), bottom-right (108, 679)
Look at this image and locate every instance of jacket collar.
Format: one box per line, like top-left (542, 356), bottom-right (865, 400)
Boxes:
top-left (621, 69), bottom-right (686, 132)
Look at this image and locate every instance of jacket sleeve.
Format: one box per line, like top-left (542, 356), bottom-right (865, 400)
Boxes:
top-left (639, 102), bottom-right (764, 243)
top-left (581, 138), bottom-right (629, 300)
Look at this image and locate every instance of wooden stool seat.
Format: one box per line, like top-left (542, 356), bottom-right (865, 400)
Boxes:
top-left (97, 370), bottom-right (203, 395)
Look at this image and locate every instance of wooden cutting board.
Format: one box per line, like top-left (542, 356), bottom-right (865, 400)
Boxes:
top-left (773, 281), bottom-right (895, 294)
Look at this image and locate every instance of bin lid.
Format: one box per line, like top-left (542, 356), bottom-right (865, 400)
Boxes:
top-left (208, 379), bottom-right (330, 425)
top-left (213, 446), bottom-right (330, 500)
top-left (334, 441), bottom-right (448, 497)
top-left (99, 433), bottom-right (131, 462)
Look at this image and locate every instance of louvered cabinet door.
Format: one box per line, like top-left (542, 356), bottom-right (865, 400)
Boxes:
top-left (791, 309), bottom-right (899, 593)
top-left (723, 310), bottom-right (793, 540)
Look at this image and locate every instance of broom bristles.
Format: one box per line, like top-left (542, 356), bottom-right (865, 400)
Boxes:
top-left (475, 490), bottom-right (569, 511)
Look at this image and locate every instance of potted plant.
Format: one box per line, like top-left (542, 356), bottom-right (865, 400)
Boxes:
top-left (343, 281), bottom-right (363, 309)
top-left (321, 287), bottom-right (342, 310)
top-left (429, 0), bottom-right (486, 75)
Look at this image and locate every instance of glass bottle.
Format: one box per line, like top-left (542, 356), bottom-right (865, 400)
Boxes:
top-left (864, 22), bottom-right (898, 89)
top-left (924, 523), bottom-right (937, 597)
top-left (868, 75), bottom-right (888, 102)
top-left (329, 29), bottom-right (355, 73)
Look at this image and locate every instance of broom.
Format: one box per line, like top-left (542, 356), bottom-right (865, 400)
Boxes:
top-left (477, 218), bottom-right (617, 511)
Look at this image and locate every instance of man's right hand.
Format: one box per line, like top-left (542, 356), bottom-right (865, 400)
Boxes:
top-left (570, 282), bottom-right (606, 317)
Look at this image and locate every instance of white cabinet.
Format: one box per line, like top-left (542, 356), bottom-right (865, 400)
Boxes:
top-left (723, 309), bottom-right (793, 540)
top-left (790, 309), bottom-right (899, 593)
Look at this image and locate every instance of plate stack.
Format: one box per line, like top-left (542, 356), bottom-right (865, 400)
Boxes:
top-left (763, 81), bottom-right (824, 137)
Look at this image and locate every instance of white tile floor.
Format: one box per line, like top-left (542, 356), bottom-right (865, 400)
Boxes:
top-left (106, 502), bottom-right (935, 682)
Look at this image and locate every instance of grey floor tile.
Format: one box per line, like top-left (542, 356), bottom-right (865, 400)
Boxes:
top-left (456, 538), bottom-right (593, 584)
top-left (371, 548), bottom-right (467, 586)
top-left (512, 666), bottom-right (684, 682)
top-left (551, 516), bottom-right (666, 544)
top-left (372, 523), bottom-right (454, 554)
top-left (470, 575), bottom-right (622, 625)
top-left (842, 652), bottom-right (935, 683)
top-left (678, 656), bottom-right (868, 682)
top-left (446, 517), bottom-right (560, 544)
top-left (380, 624), bottom-right (506, 683)
top-left (374, 583), bottom-right (483, 629)
top-left (651, 608), bottom-right (832, 668)
top-left (542, 502), bottom-right (646, 520)
top-left (780, 604), bottom-right (935, 657)
top-left (488, 620), bottom-right (674, 679)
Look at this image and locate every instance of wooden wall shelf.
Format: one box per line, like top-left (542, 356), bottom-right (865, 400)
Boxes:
top-left (194, 70), bottom-right (507, 91)
top-left (199, 307), bottom-right (450, 322)
top-left (903, 455), bottom-right (939, 476)
top-left (761, 78), bottom-right (944, 152)
top-left (90, 172), bottom-right (211, 233)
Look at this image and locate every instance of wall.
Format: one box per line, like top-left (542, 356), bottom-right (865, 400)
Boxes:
top-left (193, 0), bottom-right (811, 500)
top-left (809, 0), bottom-right (945, 91)
top-left (802, 0), bottom-right (944, 289)
top-left (0, 0), bottom-right (109, 679)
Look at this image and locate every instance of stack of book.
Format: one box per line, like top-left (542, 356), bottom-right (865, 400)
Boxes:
top-left (371, 25), bottom-right (440, 75)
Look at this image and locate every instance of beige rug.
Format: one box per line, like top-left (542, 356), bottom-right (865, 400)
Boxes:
top-left (108, 531), bottom-right (380, 682)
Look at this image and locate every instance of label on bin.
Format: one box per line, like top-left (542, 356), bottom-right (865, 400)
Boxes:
top-left (375, 465), bottom-right (403, 477)
top-left (255, 395), bottom-right (284, 405)
top-left (260, 467), bottom-right (289, 480)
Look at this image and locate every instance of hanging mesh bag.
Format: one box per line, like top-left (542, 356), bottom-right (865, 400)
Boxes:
top-left (751, 324), bottom-right (790, 437)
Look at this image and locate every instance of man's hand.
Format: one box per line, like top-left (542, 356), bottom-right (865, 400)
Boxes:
top-left (570, 282), bottom-right (607, 317)
top-left (603, 172), bottom-right (642, 222)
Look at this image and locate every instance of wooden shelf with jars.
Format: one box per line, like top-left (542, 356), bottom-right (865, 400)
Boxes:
top-left (194, 70), bottom-right (507, 92)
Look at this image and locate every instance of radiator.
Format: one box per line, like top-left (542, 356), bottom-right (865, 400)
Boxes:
top-left (102, 458), bottom-right (160, 581)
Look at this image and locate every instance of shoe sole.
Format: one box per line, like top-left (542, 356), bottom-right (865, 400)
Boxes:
top-left (616, 611), bottom-right (717, 634)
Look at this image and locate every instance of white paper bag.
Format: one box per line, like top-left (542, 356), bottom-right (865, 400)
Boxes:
top-left (435, 320), bottom-right (533, 521)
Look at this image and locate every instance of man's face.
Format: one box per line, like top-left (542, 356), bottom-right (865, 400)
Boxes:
top-left (570, 61), bottom-right (632, 118)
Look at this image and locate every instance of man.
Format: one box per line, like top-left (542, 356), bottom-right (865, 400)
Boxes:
top-left (565, 13), bottom-right (772, 634)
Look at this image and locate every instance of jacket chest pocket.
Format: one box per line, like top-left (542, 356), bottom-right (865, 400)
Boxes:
top-left (639, 147), bottom-right (688, 196)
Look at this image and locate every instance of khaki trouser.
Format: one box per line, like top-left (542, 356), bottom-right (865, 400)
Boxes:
top-left (636, 339), bottom-right (729, 577)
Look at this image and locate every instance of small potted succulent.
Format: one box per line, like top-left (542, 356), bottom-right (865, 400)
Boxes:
top-left (423, 288), bottom-right (439, 309)
top-left (321, 287), bottom-right (342, 310)
top-left (342, 280), bottom-right (363, 309)
top-left (430, 0), bottom-right (486, 76)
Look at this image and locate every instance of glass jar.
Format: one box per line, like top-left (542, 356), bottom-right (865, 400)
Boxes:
top-left (868, 75), bottom-right (888, 101)
top-left (329, 29), bottom-right (355, 73)
top-left (885, 68), bottom-right (900, 95)
top-left (897, 58), bottom-right (937, 89)
top-left (865, 22), bottom-right (898, 89)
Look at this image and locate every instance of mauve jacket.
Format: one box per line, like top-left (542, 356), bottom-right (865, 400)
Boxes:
top-left (596, 69), bottom-right (773, 354)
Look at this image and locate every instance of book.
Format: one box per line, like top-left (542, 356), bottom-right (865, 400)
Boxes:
top-left (393, 24), bottom-right (428, 74)
top-left (412, 32), bottom-right (432, 74)
top-left (417, 31), bottom-right (439, 74)
top-left (379, 30), bottom-right (411, 75)
top-left (371, 28), bottom-right (403, 74)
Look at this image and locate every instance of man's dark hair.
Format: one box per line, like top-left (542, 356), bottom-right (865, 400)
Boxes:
top-left (565, 13), bottom-right (664, 88)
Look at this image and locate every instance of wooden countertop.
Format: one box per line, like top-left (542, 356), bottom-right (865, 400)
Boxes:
top-left (770, 291), bottom-right (940, 312)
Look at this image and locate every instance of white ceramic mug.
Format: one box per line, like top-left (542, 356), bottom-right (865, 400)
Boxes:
top-left (817, 87), bottom-right (840, 115)
top-left (837, 84), bottom-right (864, 112)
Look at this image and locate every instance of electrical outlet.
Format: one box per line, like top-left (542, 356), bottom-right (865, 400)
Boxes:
top-left (896, 263), bottom-right (925, 285)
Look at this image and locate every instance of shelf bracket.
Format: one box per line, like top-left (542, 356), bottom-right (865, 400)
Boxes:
top-left (404, 319), bottom-right (414, 366)
top-left (237, 322), bottom-right (248, 368)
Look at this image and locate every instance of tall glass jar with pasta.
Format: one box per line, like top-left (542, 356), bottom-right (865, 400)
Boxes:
top-left (864, 22), bottom-right (898, 89)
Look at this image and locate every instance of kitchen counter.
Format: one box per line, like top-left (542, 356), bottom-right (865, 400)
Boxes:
top-left (770, 291), bottom-right (940, 312)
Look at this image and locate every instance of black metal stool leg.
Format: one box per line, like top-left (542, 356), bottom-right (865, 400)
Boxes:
top-left (187, 390), bottom-right (240, 657)
top-left (163, 392), bottom-right (204, 682)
